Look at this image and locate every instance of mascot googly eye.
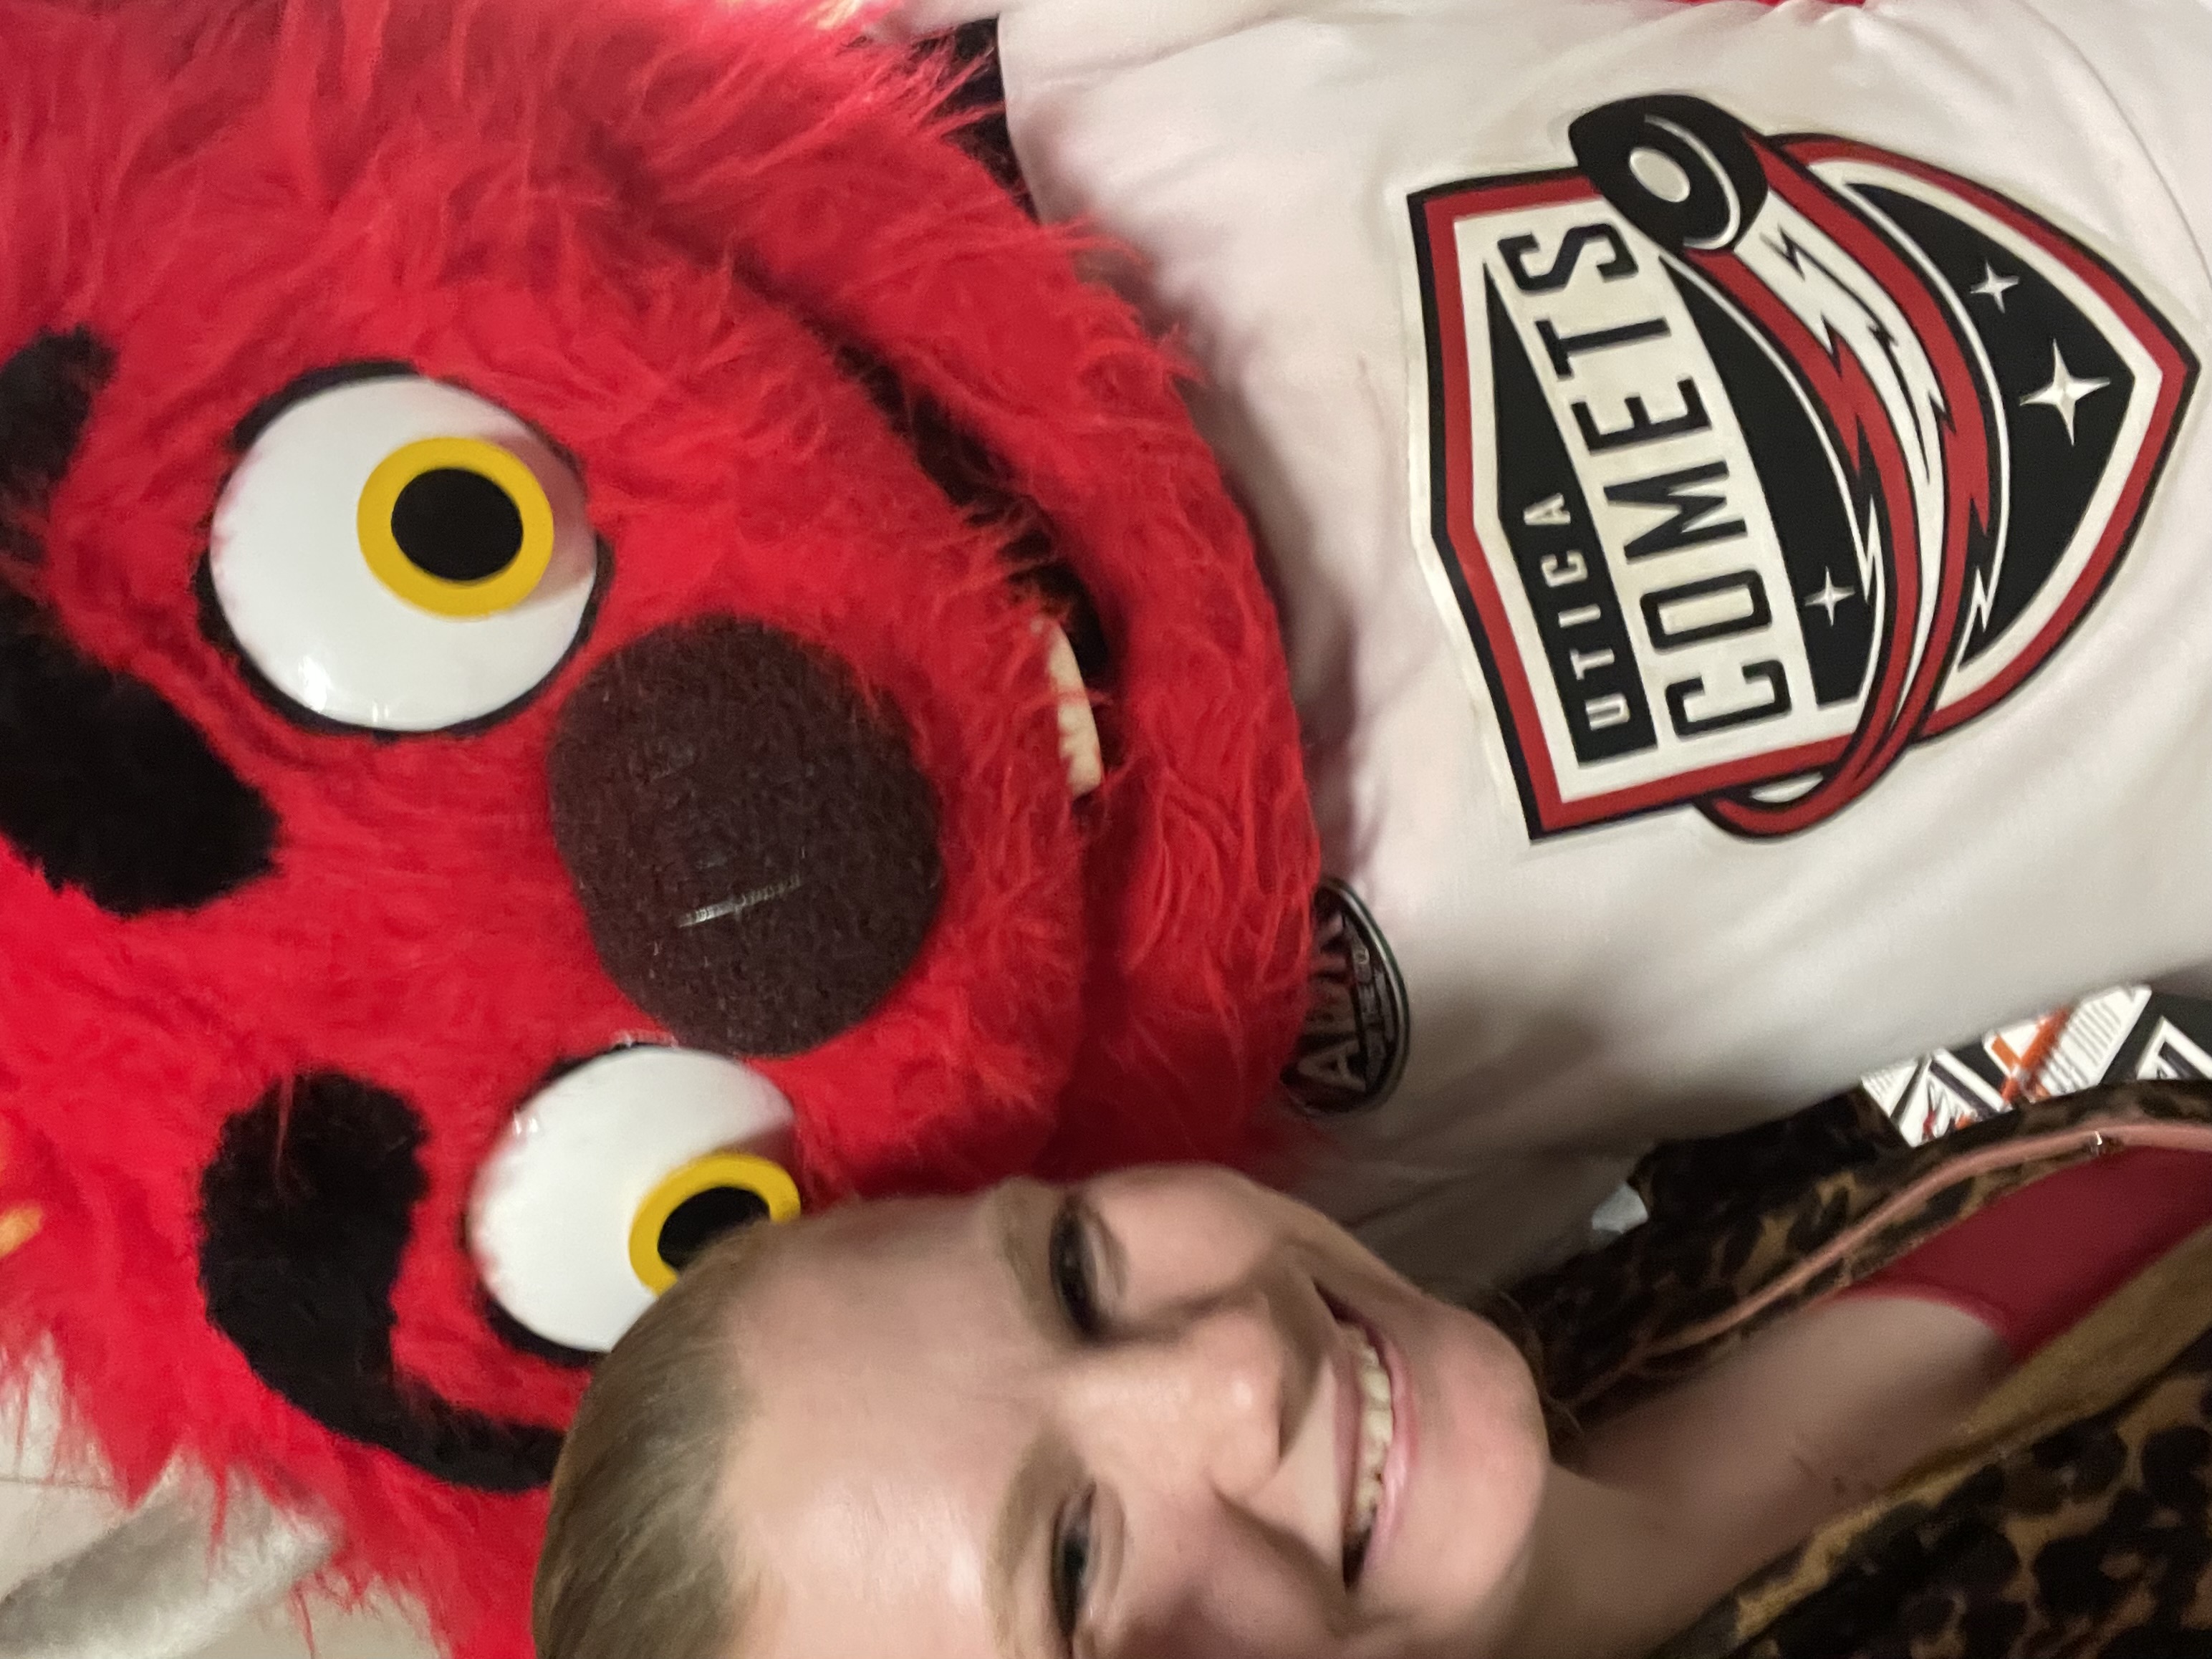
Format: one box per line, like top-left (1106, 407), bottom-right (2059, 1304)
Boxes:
top-left (208, 372), bottom-right (604, 733)
top-left (468, 1047), bottom-right (802, 1357)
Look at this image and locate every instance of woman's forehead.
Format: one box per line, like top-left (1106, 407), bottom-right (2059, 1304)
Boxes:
top-left (736, 1186), bottom-right (1044, 1405)
top-left (739, 1436), bottom-right (1007, 1659)
top-left (726, 1201), bottom-right (1038, 1659)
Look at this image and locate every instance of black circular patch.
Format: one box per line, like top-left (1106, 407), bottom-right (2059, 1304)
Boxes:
top-left (659, 1186), bottom-right (771, 1274)
top-left (392, 466), bottom-right (524, 584)
top-left (1281, 880), bottom-right (1410, 1117)
top-left (549, 618), bottom-right (943, 1057)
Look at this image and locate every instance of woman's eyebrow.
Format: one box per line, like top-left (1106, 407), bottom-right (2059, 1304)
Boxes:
top-left (993, 1178), bottom-right (1067, 1342)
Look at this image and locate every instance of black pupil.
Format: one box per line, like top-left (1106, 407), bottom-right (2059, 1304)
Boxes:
top-left (390, 466), bottom-right (524, 584)
top-left (658, 1186), bottom-right (771, 1273)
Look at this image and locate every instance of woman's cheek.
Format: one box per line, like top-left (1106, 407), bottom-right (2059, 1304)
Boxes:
top-left (1116, 1541), bottom-right (1347, 1659)
top-left (1399, 1306), bottom-right (1552, 1629)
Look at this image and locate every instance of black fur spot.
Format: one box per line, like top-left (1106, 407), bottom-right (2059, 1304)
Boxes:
top-left (0, 583), bottom-right (277, 914)
top-left (2034, 1485), bottom-right (2152, 1622)
top-left (2140, 1424), bottom-right (2210, 1515)
top-left (1955, 1597), bottom-right (2029, 1659)
top-left (2107, 1632), bottom-right (2212, 1659)
top-left (0, 333), bottom-right (276, 915)
top-left (0, 329), bottom-right (112, 555)
top-left (198, 1074), bottom-right (563, 1491)
top-left (2029, 1419), bottom-right (2131, 1503)
top-left (938, 21), bottom-right (1025, 206)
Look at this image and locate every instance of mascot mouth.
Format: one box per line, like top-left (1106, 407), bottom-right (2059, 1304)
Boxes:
top-left (1037, 613), bottom-right (1104, 799)
top-left (848, 345), bottom-right (1112, 799)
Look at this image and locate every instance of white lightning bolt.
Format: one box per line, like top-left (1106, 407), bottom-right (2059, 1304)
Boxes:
top-left (1742, 203), bottom-right (1952, 683)
top-left (1744, 213), bottom-right (1951, 515)
top-left (1965, 567), bottom-right (1999, 645)
top-left (1856, 489), bottom-right (1882, 601)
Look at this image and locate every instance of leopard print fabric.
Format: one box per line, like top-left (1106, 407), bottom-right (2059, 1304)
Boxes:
top-left (1504, 1080), bottom-right (2212, 1658)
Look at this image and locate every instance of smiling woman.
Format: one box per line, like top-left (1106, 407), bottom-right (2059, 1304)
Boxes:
top-left (715, 1173), bottom-right (1559, 1659)
top-left (535, 1168), bottom-right (1554, 1659)
top-left (535, 1079), bottom-right (2212, 1659)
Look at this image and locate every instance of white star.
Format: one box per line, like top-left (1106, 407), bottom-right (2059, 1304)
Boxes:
top-left (1968, 263), bottom-right (2020, 312)
top-left (2020, 343), bottom-right (2112, 443)
top-left (1802, 572), bottom-right (1856, 625)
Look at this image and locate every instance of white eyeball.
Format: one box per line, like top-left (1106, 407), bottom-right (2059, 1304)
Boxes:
top-left (209, 372), bottom-right (601, 732)
top-left (468, 1048), bottom-right (801, 1355)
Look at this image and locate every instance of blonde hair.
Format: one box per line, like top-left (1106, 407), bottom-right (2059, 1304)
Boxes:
top-left (533, 1221), bottom-right (791, 1659)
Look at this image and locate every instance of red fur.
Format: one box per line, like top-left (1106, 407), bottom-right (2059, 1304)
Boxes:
top-left (0, 1), bottom-right (1317, 1652)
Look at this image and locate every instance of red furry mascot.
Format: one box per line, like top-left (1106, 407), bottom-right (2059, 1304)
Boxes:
top-left (0, 0), bottom-right (1317, 1651)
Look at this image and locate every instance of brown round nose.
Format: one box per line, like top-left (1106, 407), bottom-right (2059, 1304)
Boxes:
top-left (549, 618), bottom-right (941, 1056)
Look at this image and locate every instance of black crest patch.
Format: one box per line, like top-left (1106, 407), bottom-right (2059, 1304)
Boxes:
top-left (1411, 96), bottom-right (2196, 840)
top-left (1282, 880), bottom-right (1409, 1117)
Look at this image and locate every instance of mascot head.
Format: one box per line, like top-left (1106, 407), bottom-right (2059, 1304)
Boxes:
top-left (0, 0), bottom-right (1315, 1650)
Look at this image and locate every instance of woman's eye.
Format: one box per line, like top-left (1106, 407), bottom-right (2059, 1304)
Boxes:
top-left (1049, 1198), bottom-right (1102, 1338)
top-left (1050, 1487), bottom-right (1097, 1646)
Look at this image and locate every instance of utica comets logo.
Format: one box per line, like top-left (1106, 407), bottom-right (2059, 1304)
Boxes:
top-left (1412, 95), bottom-right (2196, 838)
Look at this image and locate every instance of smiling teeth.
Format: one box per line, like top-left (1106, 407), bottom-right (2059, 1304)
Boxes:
top-left (1347, 1322), bottom-right (1393, 1554)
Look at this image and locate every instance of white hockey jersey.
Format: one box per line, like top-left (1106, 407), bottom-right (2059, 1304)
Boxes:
top-left (890, 0), bottom-right (2212, 1283)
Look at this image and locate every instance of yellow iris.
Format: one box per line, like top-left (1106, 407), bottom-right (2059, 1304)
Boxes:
top-left (357, 436), bottom-right (555, 617)
top-left (628, 1153), bottom-right (803, 1294)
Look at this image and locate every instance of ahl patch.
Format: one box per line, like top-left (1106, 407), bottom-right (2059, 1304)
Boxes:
top-left (1283, 880), bottom-right (1408, 1117)
top-left (1410, 95), bottom-right (2196, 838)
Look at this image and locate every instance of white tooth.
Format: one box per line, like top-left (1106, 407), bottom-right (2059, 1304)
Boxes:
top-left (1340, 1318), bottom-right (1398, 1564)
top-left (1355, 1471), bottom-right (1383, 1531)
top-left (1037, 620), bottom-right (1103, 799)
